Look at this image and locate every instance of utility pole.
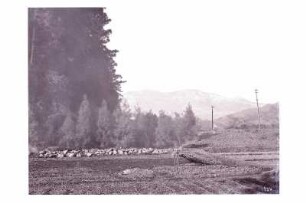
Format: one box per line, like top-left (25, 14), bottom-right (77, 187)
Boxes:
top-left (30, 9), bottom-right (36, 66)
top-left (30, 25), bottom-right (35, 65)
top-left (211, 105), bottom-right (214, 131)
top-left (255, 89), bottom-right (261, 131)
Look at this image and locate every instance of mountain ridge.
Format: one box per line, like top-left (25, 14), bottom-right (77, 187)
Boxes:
top-left (122, 89), bottom-right (262, 120)
top-left (215, 103), bottom-right (279, 129)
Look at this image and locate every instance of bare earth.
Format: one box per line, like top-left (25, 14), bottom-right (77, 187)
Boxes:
top-left (29, 151), bottom-right (279, 194)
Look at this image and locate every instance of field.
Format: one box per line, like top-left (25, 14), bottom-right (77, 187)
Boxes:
top-left (29, 129), bottom-right (279, 194)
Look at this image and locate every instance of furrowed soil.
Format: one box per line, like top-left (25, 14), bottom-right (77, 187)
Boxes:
top-left (29, 152), bottom-right (279, 194)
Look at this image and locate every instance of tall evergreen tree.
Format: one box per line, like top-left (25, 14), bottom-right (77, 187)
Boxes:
top-left (59, 112), bottom-right (76, 148)
top-left (173, 112), bottom-right (184, 146)
top-left (130, 110), bottom-right (157, 148)
top-left (155, 111), bottom-right (175, 148)
top-left (142, 111), bottom-right (158, 147)
top-left (96, 100), bottom-right (114, 148)
top-left (182, 103), bottom-right (197, 142)
top-left (29, 109), bottom-right (39, 147)
top-left (28, 8), bottom-right (123, 147)
top-left (113, 101), bottom-right (133, 148)
top-left (75, 95), bottom-right (91, 147)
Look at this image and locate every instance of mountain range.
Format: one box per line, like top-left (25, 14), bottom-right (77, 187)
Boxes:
top-left (123, 89), bottom-right (260, 120)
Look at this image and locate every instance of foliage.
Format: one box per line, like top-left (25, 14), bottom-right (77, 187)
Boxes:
top-left (58, 112), bottom-right (76, 148)
top-left (29, 108), bottom-right (39, 146)
top-left (29, 8), bottom-right (202, 149)
top-left (96, 100), bottom-right (115, 148)
top-left (181, 103), bottom-right (197, 142)
top-left (112, 101), bottom-right (134, 148)
top-left (29, 8), bottom-right (123, 147)
top-left (155, 111), bottom-right (175, 148)
top-left (75, 95), bottom-right (92, 147)
top-left (114, 104), bottom-right (198, 148)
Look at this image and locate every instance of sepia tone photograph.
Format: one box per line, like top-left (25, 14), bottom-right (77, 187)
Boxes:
top-left (28, 4), bottom-right (280, 195)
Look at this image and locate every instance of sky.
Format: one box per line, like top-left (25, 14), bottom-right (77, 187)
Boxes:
top-left (104, 0), bottom-right (287, 103)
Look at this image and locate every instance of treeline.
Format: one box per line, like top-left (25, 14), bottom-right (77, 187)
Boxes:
top-left (28, 8), bottom-right (200, 149)
top-left (35, 97), bottom-right (199, 149)
top-left (29, 8), bottom-right (124, 148)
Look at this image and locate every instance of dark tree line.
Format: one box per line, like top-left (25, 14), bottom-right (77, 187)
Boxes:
top-left (28, 8), bottom-right (199, 149)
top-left (56, 98), bottom-right (199, 149)
top-left (29, 8), bottom-right (123, 148)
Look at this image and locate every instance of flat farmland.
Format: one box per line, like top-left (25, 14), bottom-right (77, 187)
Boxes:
top-left (29, 151), bottom-right (279, 194)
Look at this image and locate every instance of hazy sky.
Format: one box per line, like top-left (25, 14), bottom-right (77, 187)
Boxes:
top-left (104, 0), bottom-right (285, 103)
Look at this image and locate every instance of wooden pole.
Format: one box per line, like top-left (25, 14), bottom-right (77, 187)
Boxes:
top-left (29, 10), bottom-right (36, 66)
top-left (30, 27), bottom-right (35, 65)
top-left (255, 89), bottom-right (261, 131)
top-left (211, 105), bottom-right (214, 130)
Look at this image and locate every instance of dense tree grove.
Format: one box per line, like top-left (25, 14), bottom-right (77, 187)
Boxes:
top-left (28, 8), bottom-right (199, 149)
top-left (28, 8), bottom-right (123, 148)
top-left (82, 101), bottom-right (199, 149)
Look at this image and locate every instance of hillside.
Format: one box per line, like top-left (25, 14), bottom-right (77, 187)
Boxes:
top-left (123, 89), bottom-right (257, 120)
top-left (215, 103), bottom-right (279, 129)
top-left (185, 128), bottom-right (279, 153)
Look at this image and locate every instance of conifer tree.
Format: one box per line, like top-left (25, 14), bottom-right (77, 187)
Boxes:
top-left (76, 95), bottom-right (91, 147)
top-left (29, 109), bottom-right (39, 147)
top-left (28, 8), bottom-right (123, 147)
top-left (182, 103), bottom-right (197, 142)
top-left (59, 112), bottom-right (76, 148)
top-left (113, 101), bottom-right (133, 147)
top-left (155, 111), bottom-right (175, 148)
top-left (96, 100), bottom-right (114, 148)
